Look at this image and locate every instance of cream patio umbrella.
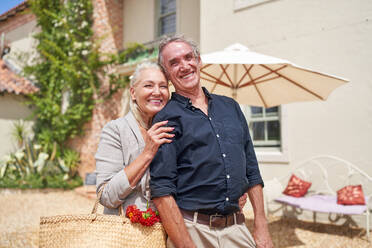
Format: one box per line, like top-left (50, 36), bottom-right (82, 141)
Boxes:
top-left (200, 43), bottom-right (349, 107)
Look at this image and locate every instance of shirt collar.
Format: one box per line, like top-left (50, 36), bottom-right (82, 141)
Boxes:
top-left (171, 87), bottom-right (212, 107)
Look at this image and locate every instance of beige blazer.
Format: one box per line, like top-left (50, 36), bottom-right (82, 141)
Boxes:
top-left (95, 111), bottom-right (154, 215)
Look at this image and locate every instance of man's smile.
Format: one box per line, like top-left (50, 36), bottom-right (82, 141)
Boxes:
top-left (181, 72), bottom-right (194, 79)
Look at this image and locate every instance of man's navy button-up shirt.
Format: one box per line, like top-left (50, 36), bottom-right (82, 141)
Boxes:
top-left (150, 87), bottom-right (264, 215)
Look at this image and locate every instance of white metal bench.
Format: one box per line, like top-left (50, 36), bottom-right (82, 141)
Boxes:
top-left (264, 155), bottom-right (371, 240)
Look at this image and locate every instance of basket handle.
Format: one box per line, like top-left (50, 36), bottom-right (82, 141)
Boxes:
top-left (91, 183), bottom-right (125, 216)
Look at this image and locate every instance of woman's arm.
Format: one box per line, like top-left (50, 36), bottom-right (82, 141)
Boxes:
top-left (124, 121), bottom-right (174, 187)
top-left (95, 119), bottom-right (173, 208)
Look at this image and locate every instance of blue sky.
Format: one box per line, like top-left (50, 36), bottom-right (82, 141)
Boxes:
top-left (0, 0), bottom-right (25, 16)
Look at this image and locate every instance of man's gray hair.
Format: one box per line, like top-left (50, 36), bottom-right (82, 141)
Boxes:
top-left (158, 34), bottom-right (200, 75)
top-left (129, 61), bottom-right (163, 129)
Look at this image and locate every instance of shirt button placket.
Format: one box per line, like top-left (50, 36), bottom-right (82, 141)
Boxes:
top-left (209, 114), bottom-right (230, 207)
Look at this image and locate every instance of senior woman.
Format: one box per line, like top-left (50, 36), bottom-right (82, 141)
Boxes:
top-left (95, 61), bottom-right (173, 214)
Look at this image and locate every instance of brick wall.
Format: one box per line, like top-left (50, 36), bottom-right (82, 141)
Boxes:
top-left (69, 0), bottom-right (125, 178)
top-left (92, 0), bottom-right (124, 53)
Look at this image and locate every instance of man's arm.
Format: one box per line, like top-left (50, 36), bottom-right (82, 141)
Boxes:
top-left (149, 116), bottom-right (195, 247)
top-left (247, 184), bottom-right (273, 248)
top-left (153, 196), bottom-right (196, 248)
top-left (232, 100), bottom-right (273, 247)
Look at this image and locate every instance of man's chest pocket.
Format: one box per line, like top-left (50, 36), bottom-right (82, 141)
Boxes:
top-left (221, 118), bottom-right (244, 144)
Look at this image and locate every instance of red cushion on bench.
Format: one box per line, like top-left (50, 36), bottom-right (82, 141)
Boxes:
top-left (282, 174), bottom-right (312, 197)
top-left (337, 185), bottom-right (366, 205)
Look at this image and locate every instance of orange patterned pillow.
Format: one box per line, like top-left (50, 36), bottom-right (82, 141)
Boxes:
top-left (282, 174), bottom-right (312, 197)
top-left (337, 185), bottom-right (366, 205)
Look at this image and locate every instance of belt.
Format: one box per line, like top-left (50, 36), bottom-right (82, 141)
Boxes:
top-left (180, 209), bottom-right (245, 228)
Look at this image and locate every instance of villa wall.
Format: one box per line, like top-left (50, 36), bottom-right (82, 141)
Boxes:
top-left (199, 0), bottom-right (372, 227)
top-left (0, 9), bottom-right (35, 37)
top-left (0, 7), bottom-right (37, 159)
top-left (123, 0), bottom-right (156, 45)
top-left (199, 0), bottom-right (372, 180)
top-left (0, 94), bottom-right (34, 156)
top-left (122, 0), bottom-right (200, 46)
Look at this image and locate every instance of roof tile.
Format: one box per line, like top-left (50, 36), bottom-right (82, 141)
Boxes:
top-left (0, 59), bottom-right (38, 95)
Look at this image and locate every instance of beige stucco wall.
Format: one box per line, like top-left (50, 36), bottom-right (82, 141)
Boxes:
top-left (0, 94), bottom-right (34, 157)
top-left (4, 19), bottom-right (38, 54)
top-left (3, 19), bottom-right (38, 44)
top-left (123, 0), bottom-right (200, 46)
top-left (123, 0), bottom-right (156, 45)
top-left (177, 0), bottom-right (200, 44)
top-left (1, 20), bottom-right (38, 159)
top-left (3, 19), bottom-right (39, 71)
top-left (200, 0), bottom-right (372, 227)
top-left (200, 0), bottom-right (372, 177)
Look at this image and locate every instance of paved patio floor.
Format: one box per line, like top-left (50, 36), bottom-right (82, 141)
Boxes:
top-left (0, 189), bottom-right (369, 247)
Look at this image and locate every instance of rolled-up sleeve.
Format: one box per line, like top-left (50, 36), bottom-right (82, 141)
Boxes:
top-left (95, 120), bottom-right (134, 208)
top-left (150, 117), bottom-right (179, 199)
top-left (235, 101), bottom-right (264, 188)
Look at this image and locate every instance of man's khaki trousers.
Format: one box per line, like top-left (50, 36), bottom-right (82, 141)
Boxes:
top-left (167, 216), bottom-right (256, 248)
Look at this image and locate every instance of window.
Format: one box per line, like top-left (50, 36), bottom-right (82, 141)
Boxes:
top-left (244, 106), bottom-right (281, 148)
top-left (157, 0), bottom-right (176, 36)
top-left (242, 105), bottom-right (289, 163)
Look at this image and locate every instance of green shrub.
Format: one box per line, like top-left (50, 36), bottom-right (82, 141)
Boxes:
top-left (0, 173), bottom-right (82, 189)
top-left (11, 120), bottom-right (29, 148)
top-left (24, 0), bottom-right (129, 157)
top-left (0, 140), bottom-right (82, 189)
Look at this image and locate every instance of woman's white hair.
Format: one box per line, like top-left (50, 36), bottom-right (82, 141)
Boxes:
top-left (129, 61), bottom-right (163, 129)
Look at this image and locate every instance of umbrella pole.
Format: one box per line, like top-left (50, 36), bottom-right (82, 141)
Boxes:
top-left (232, 88), bottom-right (237, 100)
top-left (233, 65), bottom-right (237, 100)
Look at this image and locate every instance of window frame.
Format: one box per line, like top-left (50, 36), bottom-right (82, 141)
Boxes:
top-left (155, 0), bottom-right (177, 37)
top-left (248, 106), bottom-right (281, 148)
top-left (241, 104), bottom-right (289, 163)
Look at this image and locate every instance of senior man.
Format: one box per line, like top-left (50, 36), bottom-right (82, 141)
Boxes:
top-left (150, 35), bottom-right (273, 248)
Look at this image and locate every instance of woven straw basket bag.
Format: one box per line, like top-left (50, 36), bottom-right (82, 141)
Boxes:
top-left (39, 189), bottom-right (167, 248)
